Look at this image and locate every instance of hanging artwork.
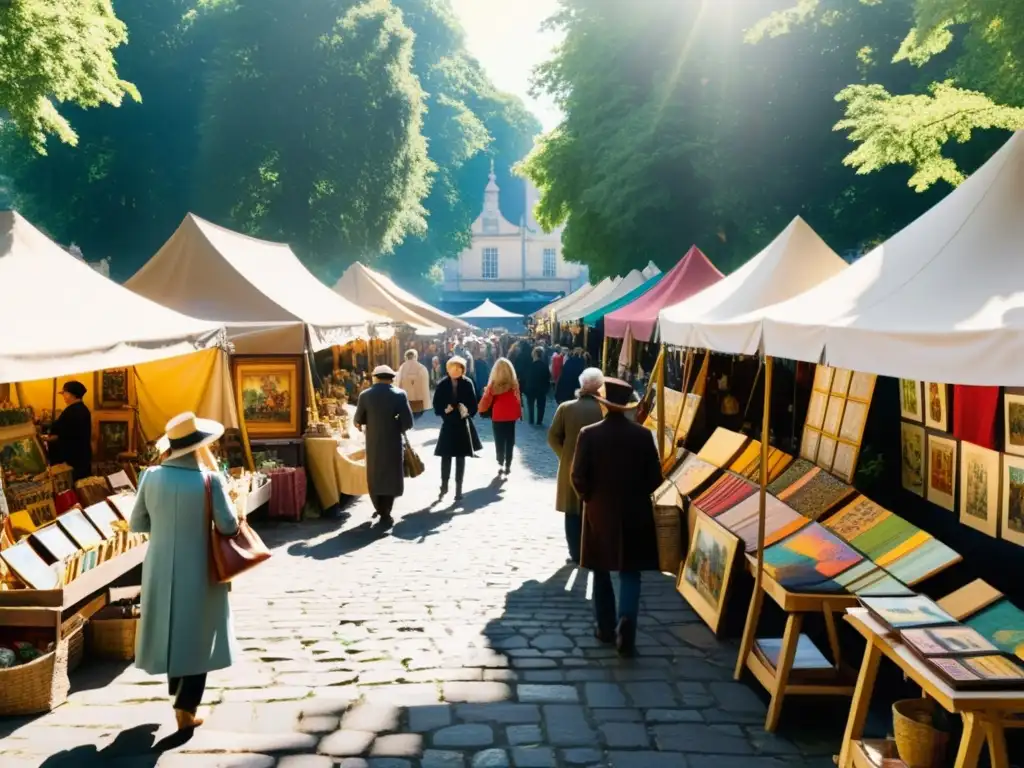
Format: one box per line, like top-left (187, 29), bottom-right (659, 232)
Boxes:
top-left (94, 411), bottom-right (135, 461)
top-left (95, 368), bottom-right (132, 409)
top-left (926, 434), bottom-right (958, 512)
top-left (1000, 454), bottom-right (1024, 548)
top-left (924, 383), bottom-right (949, 431)
top-left (233, 356), bottom-right (303, 439)
top-left (958, 442), bottom-right (1000, 537)
top-left (900, 380), bottom-right (924, 422)
top-left (1004, 393), bottom-right (1024, 458)
top-left (678, 515), bottom-right (740, 634)
top-left (900, 422), bottom-right (926, 497)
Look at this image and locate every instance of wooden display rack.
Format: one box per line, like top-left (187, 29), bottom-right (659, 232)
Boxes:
top-left (839, 608), bottom-right (1024, 768)
top-left (734, 554), bottom-right (859, 732)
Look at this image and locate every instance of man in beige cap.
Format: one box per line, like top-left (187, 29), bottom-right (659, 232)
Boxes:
top-left (354, 365), bottom-right (415, 527)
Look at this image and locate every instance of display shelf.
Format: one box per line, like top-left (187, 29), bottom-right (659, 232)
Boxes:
top-left (246, 479), bottom-right (272, 513)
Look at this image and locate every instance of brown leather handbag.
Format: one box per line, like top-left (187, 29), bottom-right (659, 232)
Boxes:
top-left (205, 475), bottom-right (271, 584)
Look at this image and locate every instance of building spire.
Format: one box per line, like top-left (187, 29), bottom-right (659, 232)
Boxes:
top-left (484, 158), bottom-right (500, 219)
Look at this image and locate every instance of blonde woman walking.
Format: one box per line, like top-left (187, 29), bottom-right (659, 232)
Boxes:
top-left (478, 357), bottom-right (523, 476)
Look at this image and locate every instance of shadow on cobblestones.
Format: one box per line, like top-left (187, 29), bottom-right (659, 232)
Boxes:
top-left (37, 724), bottom-right (161, 767)
top-left (287, 520), bottom-right (390, 560)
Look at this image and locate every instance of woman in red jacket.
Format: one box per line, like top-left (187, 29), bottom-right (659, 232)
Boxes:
top-left (478, 357), bottom-right (523, 476)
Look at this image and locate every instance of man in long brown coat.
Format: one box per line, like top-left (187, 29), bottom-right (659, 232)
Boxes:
top-left (572, 378), bottom-right (663, 655)
top-left (547, 367), bottom-right (605, 563)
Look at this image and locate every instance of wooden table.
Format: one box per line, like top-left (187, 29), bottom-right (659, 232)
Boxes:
top-left (735, 555), bottom-right (860, 731)
top-left (839, 608), bottom-right (1024, 768)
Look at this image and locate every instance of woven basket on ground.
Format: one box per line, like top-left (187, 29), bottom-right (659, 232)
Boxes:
top-left (87, 616), bottom-right (137, 661)
top-left (0, 621), bottom-right (84, 716)
top-left (893, 699), bottom-right (948, 768)
top-left (653, 503), bottom-right (684, 576)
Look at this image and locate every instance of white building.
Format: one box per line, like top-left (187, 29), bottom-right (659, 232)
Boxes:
top-left (441, 163), bottom-right (587, 314)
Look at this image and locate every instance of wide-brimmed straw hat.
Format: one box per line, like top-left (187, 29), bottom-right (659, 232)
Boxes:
top-left (156, 412), bottom-right (225, 461)
top-left (594, 378), bottom-right (639, 411)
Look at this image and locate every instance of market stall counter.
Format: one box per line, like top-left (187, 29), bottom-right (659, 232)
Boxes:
top-left (305, 403), bottom-right (369, 508)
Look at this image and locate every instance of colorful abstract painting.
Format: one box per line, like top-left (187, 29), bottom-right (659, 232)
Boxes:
top-left (763, 523), bottom-right (864, 593)
top-left (966, 600), bottom-right (1024, 661)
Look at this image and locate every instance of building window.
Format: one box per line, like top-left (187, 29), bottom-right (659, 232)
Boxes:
top-left (542, 248), bottom-right (557, 278)
top-left (482, 215), bottom-right (499, 235)
top-left (482, 247), bottom-right (499, 280)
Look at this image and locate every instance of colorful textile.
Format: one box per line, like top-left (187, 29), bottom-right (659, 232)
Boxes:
top-left (727, 441), bottom-right (761, 475)
top-left (692, 473), bottom-right (757, 517)
top-left (715, 494), bottom-right (810, 553)
top-left (766, 458), bottom-right (816, 496)
top-left (776, 466), bottom-right (854, 521)
top-left (738, 447), bottom-right (794, 485)
top-left (953, 385), bottom-right (999, 450)
top-left (267, 467), bottom-right (306, 521)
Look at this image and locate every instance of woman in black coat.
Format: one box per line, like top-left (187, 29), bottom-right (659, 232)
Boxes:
top-left (524, 346), bottom-right (552, 426)
top-left (432, 356), bottom-right (482, 501)
top-left (43, 380), bottom-right (93, 481)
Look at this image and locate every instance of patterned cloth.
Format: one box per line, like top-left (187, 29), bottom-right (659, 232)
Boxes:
top-left (776, 466), bottom-right (855, 521)
top-left (766, 458), bottom-right (816, 496)
top-left (692, 472), bottom-right (757, 518)
top-left (266, 467), bottom-right (306, 521)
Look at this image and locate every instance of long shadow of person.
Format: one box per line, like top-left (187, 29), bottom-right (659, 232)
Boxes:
top-left (37, 724), bottom-right (163, 767)
top-left (389, 476), bottom-right (504, 542)
top-left (287, 519), bottom-right (389, 560)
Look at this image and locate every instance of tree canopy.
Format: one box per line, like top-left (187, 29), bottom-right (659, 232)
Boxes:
top-left (0, 0), bottom-right (539, 284)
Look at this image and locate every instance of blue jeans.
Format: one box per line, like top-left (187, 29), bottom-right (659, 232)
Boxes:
top-left (591, 570), bottom-right (641, 635)
top-left (564, 513), bottom-right (582, 564)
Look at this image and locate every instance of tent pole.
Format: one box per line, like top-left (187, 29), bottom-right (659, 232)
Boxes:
top-left (657, 344), bottom-right (666, 463)
top-left (332, 345), bottom-right (340, 374)
top-left (735, 355), bottom-right (773, 678)
top-left (601, 334), bottom-right (609, 374)
top-left (584, 326), bottom-right (589, 353)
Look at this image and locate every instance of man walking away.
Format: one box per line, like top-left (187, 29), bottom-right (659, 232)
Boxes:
top-left (525, 346), bottom-right (552, 426)
top-left (555, 348), bottom-right (586, 404)
top-left (395, 349), bottom-right (430, 419)
top-left (354, 365), bottom-right (415, 528)
top-left (571, 378), bottom-right (663, 656)
top-left (548, 367), bottom-right (604, 563)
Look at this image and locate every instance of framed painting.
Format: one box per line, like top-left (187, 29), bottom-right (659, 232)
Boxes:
top-left (31, 524), bottom-right (79, 562)
top-left (900, 422), bottom-right (925, 497)
top-left (806, 390), bottom-right (827, 430)
top-left (959, 442), bottom-right (1000, 537)
top-left (0, 540), bottom-right (59, 590)
top-left (924, 383), bottom-right (949, 432)
top-left (848, 372), bottom-right (877, 403)
top-left (233, 356), bottom-right (303, 439)
top-left (831, 368), bottom-right (852, 397)
top-left (94, 368), bottom-right (132, 409)
top-left (0, 433), bottom-right (47, 479)
top-left (57, 508), bottom-right (104, 549)
top-left (860, 594), bottom-right (956, 632)
top-left (832, 441), bottom-right (859, 484)
top-left (678, 514), bottom-right (740, 635)
top-left (839, 400), bottom-right (869, 444)
top-left (1001, 454), bottom-right (1024, 547)
top-left (927, 434), bottom-right (958, 513)
top-left (25, 499), bottom-right (57, 528)
top-left (823, 395), bottom-right (846, 437)
top-left (900, 379), bottom-right (924, 423)
top-left (1004, 394), bottom-right (1024, 458)
top-left (763, 523), bottom-right (864, 593)
top-left (813, 365), bottom-right (834, 393)
top-left (94, 411), bottom-right (135, 461)
top-left (800, 427), bottom-right (820, 463)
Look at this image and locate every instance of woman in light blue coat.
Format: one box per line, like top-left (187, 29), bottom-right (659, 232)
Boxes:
top-left (130, 412), bottom-right (239, 731)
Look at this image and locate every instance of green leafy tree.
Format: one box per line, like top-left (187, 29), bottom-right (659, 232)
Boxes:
top-left (0, 0), bottom-right (139, 151)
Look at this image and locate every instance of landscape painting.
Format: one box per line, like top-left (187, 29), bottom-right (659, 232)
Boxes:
top-left (1005, 394), bottom-right (1024, 457)
top-left (234, 357), bottom-right (302, 438)
top-left (95, 412), bottom-right (134, 461)
top-left (927, 434), bottom-right (958, 512)
top-left (678, 515), bottom-right (739, 634)
top-left (0, 435), bottom-right (47, 478)
top-left (959, 442), bottom-right (1000, 537)
top-left (96, 368), bottom-right (131, 408)
top-left (901, 422), bottom-right (925, 497)
top-left (1002, 455), bottom-right (1024, 547)
top-left (900, 379), bottom-right (923, 422)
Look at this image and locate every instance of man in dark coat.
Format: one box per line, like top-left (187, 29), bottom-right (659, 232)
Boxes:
top-left (43, 380), bottom-right (93, 480)
top-left (571, 378), bottom-right (663, 655)
top-left (354, 365), bottom-right (415, 527)
top-left (555, 348), bottom-right (586, 404)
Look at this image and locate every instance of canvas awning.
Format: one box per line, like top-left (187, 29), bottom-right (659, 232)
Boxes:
top-left (532, 283), bottom-right (593, 319)
top-left (557, 276), bottom-right (625, 323)
top-left (127, 214), bottom-right (389, 353)
top-left (458, 299), bottom-right (523, 320)
top-left (334, 262), bottom-right (470, 333)
top-left (762, 131), bottom-right (1024, 385)
top-left (659, 217), bottom-right (848, 354)
top-left (556, 277), bottom-right (615, 322)
top-left (584, 271), bottom-right (663, 327)
top-left (566, 270), bottom-right (650, 324)
top-left (0, 212), bottom-right (223, 383)
top-left (641, 261), bottom-right (660, 279)
top-left (605, 246), bottom-right (723, 341)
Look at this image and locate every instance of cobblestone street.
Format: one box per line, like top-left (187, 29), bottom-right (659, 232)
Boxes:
top-left (0, 408), bottom-right (839, 768)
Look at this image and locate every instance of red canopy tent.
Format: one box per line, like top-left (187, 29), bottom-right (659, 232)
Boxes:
top-left (604, 245), bottom-right (723, 341)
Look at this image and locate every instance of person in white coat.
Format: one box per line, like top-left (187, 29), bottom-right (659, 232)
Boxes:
top-left (396, 348), bottom-right (431, 418)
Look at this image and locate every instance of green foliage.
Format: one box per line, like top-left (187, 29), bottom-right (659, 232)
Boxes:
top-left (0, 0), bottom-right (139, 151)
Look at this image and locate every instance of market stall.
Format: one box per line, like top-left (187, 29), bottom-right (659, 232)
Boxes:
top-left (457, 299), bottom-right (525, 332)
top-left (334, 262), bottom-right (470, 333)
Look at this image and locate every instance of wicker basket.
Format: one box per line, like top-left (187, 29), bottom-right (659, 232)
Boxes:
top-left (0, 621), bottom-right (84, 716)
top-left (654, 503), bottom-right (683, 576)
top-left (87, 616), bottom-right (138, 661)
top-left (893, 699), bottom-right (948, 768)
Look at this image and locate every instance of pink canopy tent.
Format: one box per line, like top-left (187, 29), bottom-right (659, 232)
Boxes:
top-left (604, 245), bottom-right (723, 340)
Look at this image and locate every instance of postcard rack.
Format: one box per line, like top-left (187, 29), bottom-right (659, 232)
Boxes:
top-left (734, 555), bottom-right (860, 732)
top-left (839, 608), bottom-right (1024, 768)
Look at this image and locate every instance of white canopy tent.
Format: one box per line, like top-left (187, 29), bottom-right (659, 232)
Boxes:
top-left (642, 261), bottom-right (660, 279)
top-left (127, 214), bottom-right (389, 353)
top-left (762, 131), bottom-right (1024, 385)
top-left (659, 216), bottom-right (848, 353)
top-left (458, 299), bottom-right (523, 321)
top-left (556, 276), bottom-right (616, 322)
top-left (334, 262), bottom-right (469, 333)
top-left (532, 282), bottom-right (594, 320)
top-left (0, 212), bottom-right (223, 383)
top-left (562, 272), bottom-right (647, 323)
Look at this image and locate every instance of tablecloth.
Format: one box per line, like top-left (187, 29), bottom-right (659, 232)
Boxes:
top-left (265, 467), bottom-right (306, 521)
top-left (305, 436), bottom-right (369, 507)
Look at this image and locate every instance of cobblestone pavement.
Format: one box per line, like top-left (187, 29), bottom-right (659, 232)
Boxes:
top-left (0, 406), bottom-right (840, 767)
